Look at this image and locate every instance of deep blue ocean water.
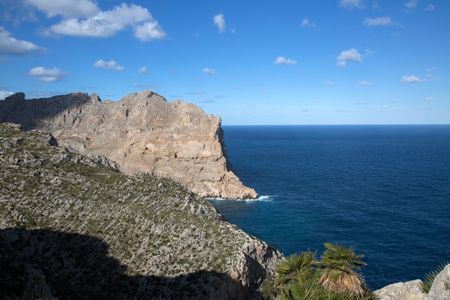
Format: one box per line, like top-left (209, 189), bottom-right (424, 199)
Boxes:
top-left (210, 125), bottom-right (450, 289)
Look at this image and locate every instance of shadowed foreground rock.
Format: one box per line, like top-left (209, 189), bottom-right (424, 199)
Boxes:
top-left (0, 123), bottom-right (282, 299)
top-left (0, 91), bottom-right (257, 199)
top-left (0, 228), bottom-right (252, 299)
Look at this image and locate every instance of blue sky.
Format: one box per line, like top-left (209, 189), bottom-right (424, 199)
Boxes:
top-left (0, 0), bottom-right (449, 125)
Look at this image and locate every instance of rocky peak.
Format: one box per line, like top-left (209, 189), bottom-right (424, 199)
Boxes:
top-left (5, 92), bottom-right (25, 102)
top-left (89, 93), bottom-right (101, 103)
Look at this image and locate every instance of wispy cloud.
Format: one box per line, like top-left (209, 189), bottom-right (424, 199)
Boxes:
top-left (203, 67), bottom-right (216, 75)
top-left (357, 81), bottom-right (372, 86)
top-left (199, 99), bottom-right (215, 104)
top-left (337, 48), bottom-right (362, 67)
top-left (425, 4), bottom-right (435, 12)
top-left (301, 17), bottom-right (316, 28)
top-left (94, 59), bottom-right (124, 71)
top-left (363, 17), bottom-right (394, 27)
top-left (213, 13), bottom-right (226, 33)
top-left (424, 96), bottom-right (432, 102)
top-left (340, 0), bottom-right (364, 9)
top-left (26, 0), bottom-right (99, 18)
top-left (0, 27), bottom-right (42, 55)
top-left (401, 75), bottom-right (424, 83)
top-left (404, 0), bottom-right (418, 10)
top-left (137, 66), bottom-right (148, 74)
top-left (28, 66), bottom-right (66, 82)
top-left (46, 3), bottom-right (166, 42)
top-left (274, 56), bottom-right (297, 65)
top-left (0, 0), bottom-right (38, 26)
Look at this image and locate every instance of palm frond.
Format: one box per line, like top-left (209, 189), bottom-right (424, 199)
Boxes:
top-left (321, 243), bottom-right (366, 273)
top-left (276, 251), bottom-right (318, 285)
top-left (420, 262), bottom-right (449, 294)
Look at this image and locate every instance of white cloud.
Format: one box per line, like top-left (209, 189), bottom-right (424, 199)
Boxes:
top-left (337, 48), bottom-right (362, 67)
top-left (404, 0), bottom-right (418, 10)
top-left (301, 17), bottom-right (316, 28)
top-left (213, 13), bottom-right (226, 33)
top-left (0, 90), bottom-right (13, 100)
top-left (138, 66), bottom-right (148, 74)
top-left (425, 4), bottom-right (435, 12)
top-left (383, 104), bottom-right (390, 108)
top-left (26, 0), bottom-right (99, 18)
top-left (94, 59), bottom-right (124, 71)
top-left (48, 3), bottom-right (166, 42)
top-left (28, 66), bottom-right (66, 82)
top-left (357, 81), bottom-right (372, 86)
top-left (401, 75), bottom-right (424, 83)
top-left (274, 56), bottom-right (297, 65)
top-left (203, 67), bottom-right (216, 76)
top-left (424, 96), bottom-right (432, 102)
top-left (340, 0), bottom-right (364, 9)
top-left (0, 27), bottom-right (42, 55)
top-left (134, 21), bottom-right (166, 41)
top-left (363, 17), bottom-right (394, 27)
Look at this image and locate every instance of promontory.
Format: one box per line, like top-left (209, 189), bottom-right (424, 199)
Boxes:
top-left (0, 91), bottom-right (257, 199)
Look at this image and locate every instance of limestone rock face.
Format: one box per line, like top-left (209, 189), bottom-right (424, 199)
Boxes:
top-left (374, 264), bottom-right (450, 300)
top-left (374, 280), bottom-right (426, 300)
top-left (0, 124), bottom-right (281, 299)
top-left (428, 265), bottom-right (450, 300)
top-left (0, 91), bottom-right (257, 199)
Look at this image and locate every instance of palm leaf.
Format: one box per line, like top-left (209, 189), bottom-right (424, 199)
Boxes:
top-left (420, 262), bottom-right (448, 294)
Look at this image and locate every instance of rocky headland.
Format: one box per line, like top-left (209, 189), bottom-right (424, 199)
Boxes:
top-left (0, 123), bottom-right (282, 299)
top-left (0, 91), bottom-right (257, 199)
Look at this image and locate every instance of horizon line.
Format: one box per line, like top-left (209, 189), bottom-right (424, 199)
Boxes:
top-left (222, 123), bottom-right (450, 126)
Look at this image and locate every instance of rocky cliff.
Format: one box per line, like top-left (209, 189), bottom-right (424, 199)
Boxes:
top-left (0, 123), bottom-right (282, 299)
top-left (0, 91), bottom-right (257, 199)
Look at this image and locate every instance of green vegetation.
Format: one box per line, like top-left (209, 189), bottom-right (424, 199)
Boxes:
top-left (263, 243), bottom-right (373, 300)
top-left (420, 262), bottom-right (448, 294)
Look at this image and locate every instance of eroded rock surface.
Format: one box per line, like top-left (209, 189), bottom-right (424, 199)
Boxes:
top-left (0, 123), bottom-right (281, 299)
top-left (374, 264), bottom-right (450, 300)
top-left (0, 91), bottom-right (257, 199)
top-left (374, 280), bottom-right (426, 300)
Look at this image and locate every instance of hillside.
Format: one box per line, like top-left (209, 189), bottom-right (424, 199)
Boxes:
top-left (0, 123), bottom-right (282, 299)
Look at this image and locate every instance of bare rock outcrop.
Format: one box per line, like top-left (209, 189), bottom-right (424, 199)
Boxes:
top-left (0, 123), bottom-right (281, 299)
top-left (374, 280), bottom-right (426, 300)
top-left (374, 264), bottom-right (450, 300)
top-left (0, 91), bottom-right (257, 199)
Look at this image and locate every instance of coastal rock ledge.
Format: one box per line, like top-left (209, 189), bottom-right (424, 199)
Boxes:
top-left (0, 91), bottom-right (257, 199)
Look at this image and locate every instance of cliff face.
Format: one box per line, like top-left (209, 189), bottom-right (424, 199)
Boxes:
top-left (0, 91), bottom-right (257, 199)
top-left (0, 123), bottom-right (282, 299)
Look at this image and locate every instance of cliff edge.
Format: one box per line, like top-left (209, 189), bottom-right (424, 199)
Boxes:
top-left (0, 91), bottom-right (257, 199)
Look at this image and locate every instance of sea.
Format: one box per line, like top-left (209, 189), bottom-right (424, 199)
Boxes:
top-left (209, 125), bottom-right (450, 290)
